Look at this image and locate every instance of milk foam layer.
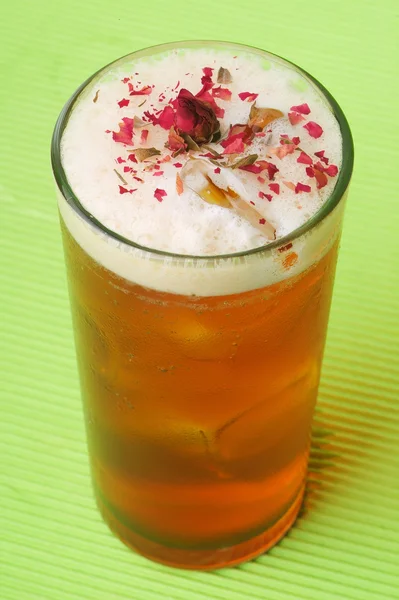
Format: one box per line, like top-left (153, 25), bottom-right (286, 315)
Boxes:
top-left (58, 44), bottom-right (344, 296)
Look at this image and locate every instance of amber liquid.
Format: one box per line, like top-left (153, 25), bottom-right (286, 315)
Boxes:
top-left (61, 221), bottom-right (339, 569)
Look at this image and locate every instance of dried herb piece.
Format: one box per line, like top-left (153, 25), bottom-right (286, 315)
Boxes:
top-left (133, 116), bottom-right (147, 128)
top-left (93, 90), bottom-right (100, 103)
top-left (248, 105), bottom-right (284, 130)
top-left (217, 67), bottom-right (232, 84)
top-left (181, 133), bottom-right (200, 151)
top-left (114, 169), bottom-right (128, 185)
top-left (132, 147), bottom-right (161, 162)
top-left (230, 154), bottom-right (258, 169)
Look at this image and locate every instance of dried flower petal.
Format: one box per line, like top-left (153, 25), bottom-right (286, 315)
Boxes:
top-left (258, 191), bottom-right (273, 201)
top-left (325, 164), bottom-right (339, 177)
top-left (133, 147), bottom-right (161, 162)
top-left (303, 121), bottom-right (323, 139)
top-left (269, 144), bottom-right (296, 159)
top-left (128, 153), bottom-right (137, 163)
top-left (112, 118), bottom-right (134, 145)
top-left (217, 67), bottom-right (232, 84)
top-left (268, 183), bottom-right (280, 194)
top-left (297, 151), bottom-right (313, 165)
top-left (248, 105), bottom-right (284, 130)
top-left (173, 162), bottom-right (183, 168)
top-left (153, 171), bottom-right (164, 176)
top-left (306, 166), bottom-right (315, 177)
top-left (223, 138), bottom-right (246, 155)
top-left (288, 112), bottom-right (305, 125)
top-left (295, 182), bottom-right (312, 193)
top-left (176, 173), bottom-right (183, 195)
top-left (140, 129), bottom-right (149, 144)
top-left (314, 150), bottom-right (329, 164)
top-left (154, 188), bottom-right (167, 202)
top-left (239, 92), bottom-right (259, 102)
top-left (175, 88), bottom-right (220, 144)
top-left (212, 86), bottom-right (232, 101)
top-left (118, 98), bottom-right (130, 108)
top-left (116, 156), bottom-right (126, 164)
top-left (128, 83), bottom-right (152, 96)
top-left (290, 103), bottom-right (311, 115)
top-left (313, 168), bottom-right (328, 189)
top-left (278, 242), bottom-right (293, 253)
top-left (283, 181), bottom-right (296, 191)
top-left (283, 251), bottom-right (298, 269)
top-left (257, 176), bottom-right (266, 184)
top-left (166, 127), bottom-right (187, 154)
top-left (119, 185), bottom-right (136, 194)
top-left (214, 167), bottom-right (221, 174)
top-left (202, 67), bottom-right (214, 78)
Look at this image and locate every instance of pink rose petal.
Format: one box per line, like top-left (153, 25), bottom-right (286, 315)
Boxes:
top-left (154, 188), bottom-right (167, 202)
top-left (212, 86), bottom-right (232, 101)
top-left (112, 118), bottom-right (134, 145)
top-left (290, 103), bottom-right (311, 115)
top-left (303, 121), bottom-right (323, 139)
top-left (297, 151), bottom-right (313, 165)
top-left (295, 183), bottom-right (312, 193)
top-left (314, 150), bottom-right (329, 164)
top-left (268, 183), bottom-right (280, 194)
top-left (288, 112), bottom-right (305, 125)
top-left (118, 98), bottom-right (130, 108)
top-left (238, 92), bottom-right (258, 102)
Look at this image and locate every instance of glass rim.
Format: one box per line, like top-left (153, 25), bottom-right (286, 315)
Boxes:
top-left (51, 40), bottom-right (354, 261)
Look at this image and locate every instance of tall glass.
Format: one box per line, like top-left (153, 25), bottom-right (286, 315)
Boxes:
top-left (51, 41), bottom-right (353, 570)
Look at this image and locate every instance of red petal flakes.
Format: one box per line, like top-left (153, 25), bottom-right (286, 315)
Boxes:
top-left (257, 176), bottom-right (266, 184)
top-left (123, 166), bottom-right (132, 173)
top-left (295, 182), bottom-right (312, 193)
top-left (325, 164), bottom-right (339, 177)
top-left (303, 121), bottom-right (323, 139)
top-left (314, 150), bottom-right (329, 164)
top-left (112, 118), bottom-right (134, 145)
top-left (128, 153), bottom-right (138, 163)
top-left (214, 167), bottom-right (221, 174)
top-left (122, 77), bottom-right (130, 83)
top-left (223, 138), bottom-right (246, 154)
top-left (118, 98), bottom-right (130, 108)
top-left (202, 67), bottom-right (214, 78)
top-left (140, 129), bottom-right (149, 144)
top-left (173, 162), bottom-right (183, 168)
top-left (290, 103), bottom-right (311, 115)
top-left (166, 127), bottom-right (187, 153)
top-left (269, 144), bottom-right (296, 159)
top-left (240, 160), bottom-right (278, 180)
top-left (212, 86), bottom-right (232, 101)
top-left (306, 166), bottom-right (315, 177)
top-left (268, 183), bottom-right (280, 194)
top-left (128, 83), bottom-right (153, 96)
top-left (154, 188), bottom-right (167, 202)
top-left (238, 92), bottom-right (258, 102)
top-left (258, 192), bottom-right (273, 202)
top-left (297, 151), bottom-right (313, 165)
top-left (116, 156), bottom-right (126, 164)
top-left (288, 112), bottom-right (305, 125)
top-left (119, 185), bottom-right (136, 194)
top-left (259, 218), bottom-right (266, 224)
top-left (153, 171), bottom-right (164, 176)
top-left (313, 169), bottom-right (328, 189)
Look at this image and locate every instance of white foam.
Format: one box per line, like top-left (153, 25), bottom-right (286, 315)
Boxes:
top-left (58, 45), bottom-right (344, 295)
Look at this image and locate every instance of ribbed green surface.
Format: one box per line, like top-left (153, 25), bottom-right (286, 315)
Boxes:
top-left (1, 0), bottom-right (398, 598)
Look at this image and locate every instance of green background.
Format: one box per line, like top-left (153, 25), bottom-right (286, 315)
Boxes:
top-left (1, 0), bottom-right (398, 598)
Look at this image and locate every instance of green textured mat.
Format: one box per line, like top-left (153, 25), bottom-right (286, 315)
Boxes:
top-left (1, 1), bottom-right (398, 598)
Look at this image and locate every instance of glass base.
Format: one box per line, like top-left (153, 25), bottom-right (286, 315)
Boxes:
top-left (97, 484), bottom-right (305, 570)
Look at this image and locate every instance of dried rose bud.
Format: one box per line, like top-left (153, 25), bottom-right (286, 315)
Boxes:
top-left (175, 89), bottom-right (220, 145)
